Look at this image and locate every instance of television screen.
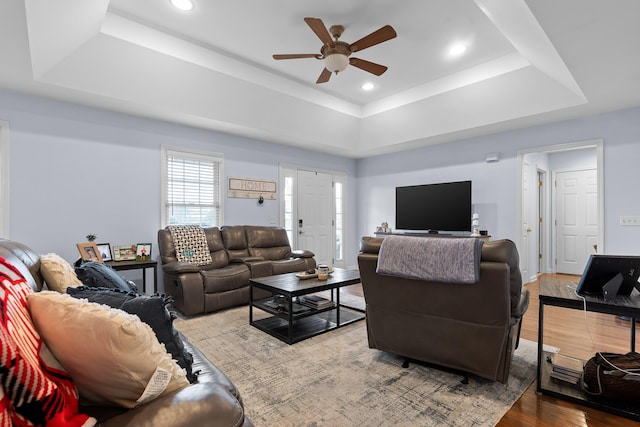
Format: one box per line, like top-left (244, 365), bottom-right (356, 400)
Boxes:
top-left (395, 180), bottom-right (472, 232)
top-left (576, 255), bottom-right (640, 300)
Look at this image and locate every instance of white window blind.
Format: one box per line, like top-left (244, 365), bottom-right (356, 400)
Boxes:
top-left (164, 149), bottom-right (223, 227)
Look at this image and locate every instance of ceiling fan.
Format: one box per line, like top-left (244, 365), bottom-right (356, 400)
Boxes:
top-left (273, 17), bottom-right (397, 84)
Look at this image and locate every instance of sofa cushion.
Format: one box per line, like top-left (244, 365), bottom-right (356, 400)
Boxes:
top-left (201, 264), bottom-right (251, 293)
top-left (0, 256), bottom-right (94, 427)
top-left (75, 261), bottom-right (137, 292)
top-left (66, 286), bottom-right (197, 383)
top-left (27, 291), bottom-right (189, 408)
top-left (245, 226), bottom-right (292, 260)
top-left (40, 253), bottom-right (83, 292)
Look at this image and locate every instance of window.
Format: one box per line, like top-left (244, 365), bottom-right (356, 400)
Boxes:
top-left (161, 147), bottom-right (223, 227)
top-left (334, 180), bottom-right (344, 262)
top-left (283, 176), bottom-right (294, 245)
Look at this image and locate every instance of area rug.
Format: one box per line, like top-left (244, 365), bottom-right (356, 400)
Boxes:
top-left (174, 307), bottom-right (537, 427)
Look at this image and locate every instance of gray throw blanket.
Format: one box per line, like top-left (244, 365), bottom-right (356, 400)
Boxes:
top-left (376, 235), bottom-right (483, 284)
top-left (167, 225), bottom-right (213, 266)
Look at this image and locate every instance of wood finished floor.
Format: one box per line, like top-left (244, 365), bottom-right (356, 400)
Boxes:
top-left (343, 274), bottom-right (640, 426)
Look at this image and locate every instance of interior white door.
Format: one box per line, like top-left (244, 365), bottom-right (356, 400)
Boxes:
top-left (297, 170), bottom-right (333, 266)
top-left (556, 169), bottom-right (598, 275)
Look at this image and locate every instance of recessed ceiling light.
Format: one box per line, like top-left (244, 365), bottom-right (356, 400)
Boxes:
top-left (361, 82), bottom-right (375, 91)
top-left (170, 0), bottom-right (194, 11)
top-left (448, 43), bottom-right (467, 57)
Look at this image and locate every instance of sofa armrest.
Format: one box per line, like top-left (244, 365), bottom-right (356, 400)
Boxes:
top-left (97, 383), bottom-right (252, 427)
top-left (162, 261), bottom-right (202, 274)
top-left (291, 249), bottom-right (314, 258)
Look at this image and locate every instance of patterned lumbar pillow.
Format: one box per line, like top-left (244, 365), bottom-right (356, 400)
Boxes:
top-left (0, 255), bottom-right (95, 426)
top-left (27, 291), bottom-right (189, 408)
top-left (40, 253), bottom-right (83, 292)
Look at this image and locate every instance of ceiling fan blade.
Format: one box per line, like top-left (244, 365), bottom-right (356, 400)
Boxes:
top-left (349, 25), bottom-right (397, 52)
top-left (349, 58), bottom-right (388, 76)
top-left (304, 17), bottom-right (334, 47)
top-left (316, 68), bottom-right (332, 84)
top-left (273, 54), bottom-right (319, 60)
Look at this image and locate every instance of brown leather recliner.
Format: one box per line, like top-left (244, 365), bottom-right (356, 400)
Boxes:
top-left (358, 236), bottom-right (530, 384)
top-left (158, 225), bottom-right (316, 316)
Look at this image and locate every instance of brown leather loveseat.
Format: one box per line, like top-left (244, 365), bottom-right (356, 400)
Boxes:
top-left (158, 225), bottom-right (316, 316)
top-left (358, 236), bottom-right (529, 384)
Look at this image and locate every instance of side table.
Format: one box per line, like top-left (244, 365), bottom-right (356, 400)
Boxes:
top-left (106, 259), bottom-right (158, 294)
top-left (537, 278), bottom-right (640, 421)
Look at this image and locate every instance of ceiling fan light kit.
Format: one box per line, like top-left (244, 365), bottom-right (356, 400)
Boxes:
top-left (273, 17), bottom-right (396, 84)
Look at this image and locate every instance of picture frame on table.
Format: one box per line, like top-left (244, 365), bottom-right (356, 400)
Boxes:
top-left (77, 242), bottom-right (103, 263)
top-left (136, 243), bottom-right (152, 261)
top-left (96, 243), bottom-right (112, 262)
top-left (112, 244), bottom-right (137, 261)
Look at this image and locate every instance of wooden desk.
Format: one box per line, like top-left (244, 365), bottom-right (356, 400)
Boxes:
top-left (106, 259), bottom-right (157, 294)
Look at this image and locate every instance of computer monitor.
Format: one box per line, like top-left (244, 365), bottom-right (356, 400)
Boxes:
top-left (576, 255), bottom-right (640, 301)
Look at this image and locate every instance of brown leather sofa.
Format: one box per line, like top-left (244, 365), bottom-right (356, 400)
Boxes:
top-left (158, 225), bottom-right (316, 316)
top-left (0, 238), bottom-right (252, 427)
top-left (358, 236), bottom-right (530, 384)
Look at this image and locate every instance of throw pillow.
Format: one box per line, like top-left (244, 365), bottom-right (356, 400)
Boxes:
top-left (0, 256), bottom-right (95, 427)
top-left (27, 291), bottom-right (189, 408)
top-left (75, 261), bottom-right (137, 292)
top-left (66, 286), bottom-right (197, 383)
top-left (40, 253), bottom-right (83, 292)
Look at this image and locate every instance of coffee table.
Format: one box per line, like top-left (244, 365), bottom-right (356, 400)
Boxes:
top-left (249, 267), bottom-right (364, 344)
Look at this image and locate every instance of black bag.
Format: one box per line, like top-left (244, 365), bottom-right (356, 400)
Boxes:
top-left (583, 352), bottom-right (640, 401)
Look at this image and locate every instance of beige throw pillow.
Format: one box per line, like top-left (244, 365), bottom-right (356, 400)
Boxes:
top-left (40, 253), bottom-right (83, 292)
top-left (27, 291), bottom-right (189, 408)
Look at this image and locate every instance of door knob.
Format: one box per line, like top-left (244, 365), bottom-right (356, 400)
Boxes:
top-left (526, 228), bottom-right (532, 232)
top-left (298, 230), bottom-right (304, 235)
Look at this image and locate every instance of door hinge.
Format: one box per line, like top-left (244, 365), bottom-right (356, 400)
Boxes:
top-left (539, 217), bottom-right (543, 223)
top-left (538, 181), bottom-right (543, 187)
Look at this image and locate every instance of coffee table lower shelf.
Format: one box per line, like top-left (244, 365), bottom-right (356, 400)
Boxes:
top-left (251, 308), bottom-right (363, 344)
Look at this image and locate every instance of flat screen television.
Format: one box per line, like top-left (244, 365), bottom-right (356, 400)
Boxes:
top-left (576, 255), bottom-right (640, 301)
top-left (395, 180), bottom-right (472, 233)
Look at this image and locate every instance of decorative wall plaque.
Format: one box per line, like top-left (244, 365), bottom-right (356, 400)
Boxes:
top-left (228, 177), bottom-right (277, 200)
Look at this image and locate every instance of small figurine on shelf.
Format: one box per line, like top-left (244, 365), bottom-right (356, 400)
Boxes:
top-left (375, 222), bottom-right (392, 234)
top-left (471, 213), bottom-right (480, 237)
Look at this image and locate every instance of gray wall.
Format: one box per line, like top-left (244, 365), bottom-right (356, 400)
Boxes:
top-left (2, 88), bottom-right (640, 290)
top-left (0, 90), bottom-right (358, 287)
top-left (356, 107), bottom-right (640, 259)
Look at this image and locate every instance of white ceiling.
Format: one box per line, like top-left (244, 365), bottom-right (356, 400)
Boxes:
top-left (1, 0), bottom-right (639, 158)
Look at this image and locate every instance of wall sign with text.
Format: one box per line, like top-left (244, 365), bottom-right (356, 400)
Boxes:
top-left (228, 177), bottom-right (277, 200)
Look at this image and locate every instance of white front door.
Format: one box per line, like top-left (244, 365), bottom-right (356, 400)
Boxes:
top-left (556, 169), bottom-right (598, 275)
top-left (297, 170), bottom-right (333, 266)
